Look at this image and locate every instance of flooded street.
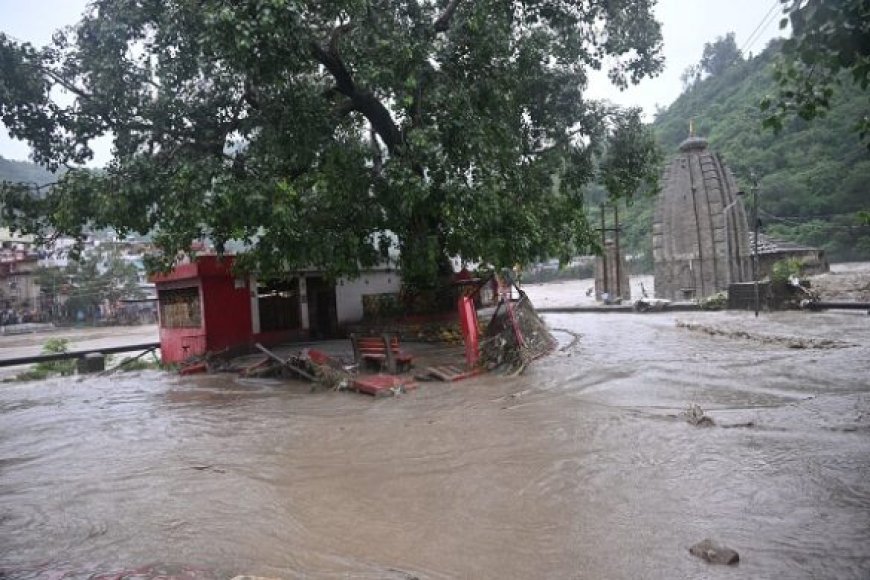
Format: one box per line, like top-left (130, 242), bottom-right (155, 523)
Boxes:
top-left (2, 305), bottom-right (869, 578)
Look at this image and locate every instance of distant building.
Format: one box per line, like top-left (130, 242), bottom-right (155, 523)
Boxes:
top-left (0, 228), bottom-right (40, 316)
top-left (653, 133), bottom-right (752, 300)
top-left (750, 232), bottom-right (829, 278)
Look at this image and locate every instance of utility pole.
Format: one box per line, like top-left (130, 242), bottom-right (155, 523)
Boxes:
top-left (614, 204), bottom-right (621, 299)
top-left (600, 205), bottom-right (608, 299)
top-left (751, 172), bottom-right (760, 317)
top-left (597, 203), bottom-right (623, 301)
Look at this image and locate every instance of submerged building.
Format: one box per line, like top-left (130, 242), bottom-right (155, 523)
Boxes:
top-left (653, 133), bottom-right (751, 300)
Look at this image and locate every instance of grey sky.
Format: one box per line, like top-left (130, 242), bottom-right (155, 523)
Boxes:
top-left (0, 0), bottom-right (787, 165)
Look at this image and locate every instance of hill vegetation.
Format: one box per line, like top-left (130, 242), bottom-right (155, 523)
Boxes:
top-left (652, 37), bottom-right (870, 263)
top-left (0, 155), bottom-right (55, 186)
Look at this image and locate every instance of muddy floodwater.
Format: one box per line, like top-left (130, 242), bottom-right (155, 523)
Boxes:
top-left (2, 305), bottom-right (869, 578)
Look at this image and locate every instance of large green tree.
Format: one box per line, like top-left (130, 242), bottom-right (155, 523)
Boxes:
top-left (700, 32), bottom-right (741, 78)
top-left (1, 0), bottom-right (663, 294)
top-left (762, 0), bottom-right (870, 146)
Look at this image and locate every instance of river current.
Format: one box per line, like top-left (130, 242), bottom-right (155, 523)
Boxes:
top-left (1, 308), bottom-right (868, 578)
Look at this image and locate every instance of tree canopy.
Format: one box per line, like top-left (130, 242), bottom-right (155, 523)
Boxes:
top-left (700, 32), bottom-right (741, 78)
top-left (761, 0), bottom-right (870, 146)
top-left (35, 248), bottom-right (144, 321)
top-left (0, 0), bottom-right (663, 291)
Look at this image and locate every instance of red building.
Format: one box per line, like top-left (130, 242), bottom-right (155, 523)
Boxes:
top-left (151, 255), bottom-right (400, 364)
top-left (151, 256), bottom-right (299, 363)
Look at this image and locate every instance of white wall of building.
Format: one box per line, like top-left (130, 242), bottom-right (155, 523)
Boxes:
top-left (335, 270), bottom-right (400, 325)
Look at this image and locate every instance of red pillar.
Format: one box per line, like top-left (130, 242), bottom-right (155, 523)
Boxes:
top-left (457, 295), bottom-right (479, 368)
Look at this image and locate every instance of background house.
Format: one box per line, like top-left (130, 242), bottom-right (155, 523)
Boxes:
top-left (0, 228), bottom-right (40, 322)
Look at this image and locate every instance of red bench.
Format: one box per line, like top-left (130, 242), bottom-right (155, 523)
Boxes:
top-left (350, 333), bottom-right (414, 374)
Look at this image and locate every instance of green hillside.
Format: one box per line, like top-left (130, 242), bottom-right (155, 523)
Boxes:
top-left (0, 155), bottom-right (56, 186)
top-left (652, 38), bottom-right (870, 263)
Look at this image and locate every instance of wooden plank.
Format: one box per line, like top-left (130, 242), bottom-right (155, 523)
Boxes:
top-left (254, 343), bottom-right (316, 381)
top-left (425, 365), bottom-right (483, 382)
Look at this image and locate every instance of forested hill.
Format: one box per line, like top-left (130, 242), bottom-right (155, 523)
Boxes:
top-left (652, 38), bottom-right (870, 262)
top-left (0, 156), bottom-right (56, 186)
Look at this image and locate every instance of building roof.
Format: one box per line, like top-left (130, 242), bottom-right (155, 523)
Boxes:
top-left (748, 232), bottom-right (820, 254)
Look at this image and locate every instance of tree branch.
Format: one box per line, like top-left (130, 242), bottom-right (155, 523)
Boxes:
top-left (33, 64), bottom-right (94, 102)
top-left (434, 0), bottom-right (462, 33)
top-left (310, 26), bottom-right (404, 155)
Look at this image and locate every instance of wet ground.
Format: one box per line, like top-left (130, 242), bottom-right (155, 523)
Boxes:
top-left (1, 293), bottom-right (869, 578)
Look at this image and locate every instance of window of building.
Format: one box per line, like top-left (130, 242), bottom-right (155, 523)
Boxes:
top-left (158, 286), bottom-right (202, 328)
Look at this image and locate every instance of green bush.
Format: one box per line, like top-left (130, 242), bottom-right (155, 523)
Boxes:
top-left (771, 258), bottom-right (804, 283)
top-left (8, 338), bottom-right (76, 382)
top-left (699, 291), bottom-right (728, 310)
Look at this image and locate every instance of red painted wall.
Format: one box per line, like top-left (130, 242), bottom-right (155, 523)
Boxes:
top-left (155, 256), bottom-right (254, 364)
top-left (159, 326), bottom-right (207, 364)
top-left (155, 255), bottom-right (308, 363)
top-left (200, 275), bottom-right (254, 353)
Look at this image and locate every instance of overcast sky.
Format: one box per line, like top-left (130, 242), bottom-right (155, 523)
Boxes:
top-left (0, 0), bottom-right (787, 165)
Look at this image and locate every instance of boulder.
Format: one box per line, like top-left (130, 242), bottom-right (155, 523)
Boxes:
top-left (689, 538), bottom-right (740, 565)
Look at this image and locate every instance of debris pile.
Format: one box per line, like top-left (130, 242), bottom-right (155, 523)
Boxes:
top-left (240, 345), bottom-right (353, 390)
top-left (310, 356), bottom-right (353, 391)
top-left (479, 290), bottom-right (556, 375)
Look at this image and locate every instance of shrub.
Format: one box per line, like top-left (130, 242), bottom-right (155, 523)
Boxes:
top-left (771, 258), bottom-right (804, 283)
top-left (9, 338), bottom-right (76, 382)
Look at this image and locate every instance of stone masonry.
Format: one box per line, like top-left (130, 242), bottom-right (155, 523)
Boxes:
top-left (653, 136), bottom-right (751, 300)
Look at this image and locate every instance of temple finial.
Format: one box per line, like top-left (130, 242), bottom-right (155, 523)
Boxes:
top-left (689, 118), bottom-right (695, 138)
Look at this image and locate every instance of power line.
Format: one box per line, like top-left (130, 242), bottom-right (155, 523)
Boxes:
top-left (759, 209), bottom-right (870, 228)
top-left (682, 0), bottom-right (785, 123)
top-left (740, 0), bottom-right (782, 57)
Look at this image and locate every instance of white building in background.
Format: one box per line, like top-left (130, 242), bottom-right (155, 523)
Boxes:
top-left (0, 228), bottom-right (40, 317)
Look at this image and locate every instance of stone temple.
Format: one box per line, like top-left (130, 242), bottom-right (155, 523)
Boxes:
top-left (653, 134), bottom-right (751, 301)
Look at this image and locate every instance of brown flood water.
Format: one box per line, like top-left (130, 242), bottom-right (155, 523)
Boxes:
top-left (1, 308), bottom-right (869, 579)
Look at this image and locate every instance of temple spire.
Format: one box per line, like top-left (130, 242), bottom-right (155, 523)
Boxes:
top-left (679, 117), bottom-right (708, 152)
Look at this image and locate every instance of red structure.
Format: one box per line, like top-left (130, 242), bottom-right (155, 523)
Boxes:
top-left (457, 295), bottom-right (480, 368)
top-left (151, 256), bottom-right (304, 364)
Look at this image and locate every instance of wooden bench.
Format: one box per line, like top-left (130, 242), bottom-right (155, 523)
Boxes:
top-left (350, 332), bottom-right (414, 374)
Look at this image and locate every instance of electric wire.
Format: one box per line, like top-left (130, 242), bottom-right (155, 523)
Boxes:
top-left (740, 0), bottom-right (783, 57)
top-left (759, 208), bottom-right (870, 228)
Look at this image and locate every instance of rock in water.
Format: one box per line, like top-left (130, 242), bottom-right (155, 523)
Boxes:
top-left (689, 538), bottom-right (740, 565)
top-left (684, 404), bottom-right (715, 427)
